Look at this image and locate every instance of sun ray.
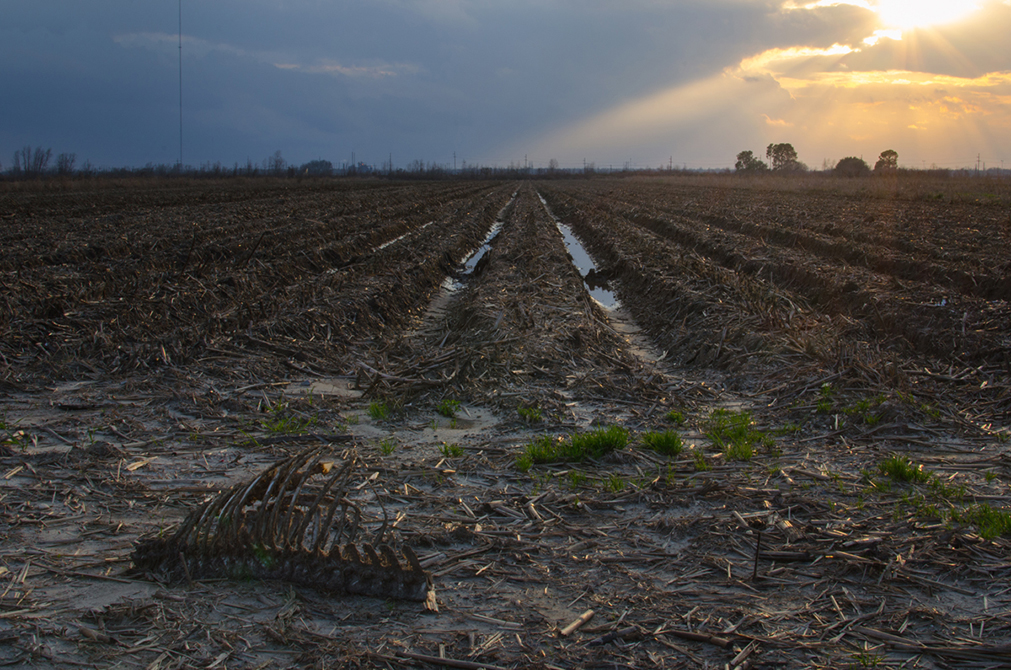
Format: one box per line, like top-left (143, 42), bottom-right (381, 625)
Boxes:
top-left (875, 0), bottom-right (982, 30)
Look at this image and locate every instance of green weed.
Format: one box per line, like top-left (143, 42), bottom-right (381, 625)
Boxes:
top-left (260, 398), bottom-right (316, 434)
top-left (952, 504), bottom-right (1011, 540)
top-left (844, 393), bottom-right (887, 426)
top-left (0, 416), bottom-right (31, 452)
top-left (368, 402), bottom-right (390, 421)
top-left (691, 449), bottom-right (711, 472)
top-left (569, 425), bottom-right (629, 458)
top-left (878, 455), bottom-right (931, 484)
top-left (379, 438), bottom-right (397, 456)
top-left (439, 442), bottom-right (464, 458)
top-left (817, 383), bottom-right (835, 413)
top-left (605, 474), bottom-right (626, 493)
top-left (705, 409), bottom-right (771, 461)
top-left (568, 470), bottom-right (588, 489)
top-left (437, 399), bottom-right (461, 418)
top-left (849, 649), bottom-right (884, 668)
top-left (774, 422), bottom-right (803, 435)
top-left (516, 426), bottom-right (628, 470)
top-left (665, 409), bottom-right (686, 426)
top-left (641, 430), bottom-right (684, 456)
top-left (928, 477), bottom-right (966, 502)
top-left (518, 405), bottom-right (543, 423)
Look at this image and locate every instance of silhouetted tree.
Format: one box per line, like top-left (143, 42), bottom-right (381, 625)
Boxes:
top-left (300, 159), bottom-right (333, 176)
top-left (874, 149), bottom-right (898, 173)
top-left (735, 150), bottom-right (768, 172)
top-left (268, 150), bottom-right (286, 175)
top-left (56, 153), bottom-right (76, 175)
top-left (766, 143), bottom-right (800, 171)
top-left (30, 147), bottom-right (51, 175)
top-left (834, 156), bottom-right (870, 178)
top-left (11, 146), bottom-right (52, 177)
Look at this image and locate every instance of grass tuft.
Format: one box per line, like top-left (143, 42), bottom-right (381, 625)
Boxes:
top-left (259, 398), bottom-right (316, 434)
top-left (439, 442), bottom-right (464, 458)
top-left (516, 425), bottom-right (628, 470)
top-left (437, 399), bottom-right (460, 418)
top-left (952, 504), bottom-right (1011, 540)
top-left (705, 409), bottom-right (770, 461)
top-left (518, 406), bottom-right (543, 423)
top-left (692, 449), bottom-right (711, 472)
top-left (878, 455), bottom-right (931, 484)
top-left (641, 430), bottom-right (684, 456)
top-left (368, 401), bottom-right (390, 421)
top-left (665, 409), bottom-right (686, 426)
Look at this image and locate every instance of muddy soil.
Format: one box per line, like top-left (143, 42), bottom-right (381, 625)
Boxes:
top-left (0, 177), bottom-right (1009, 669)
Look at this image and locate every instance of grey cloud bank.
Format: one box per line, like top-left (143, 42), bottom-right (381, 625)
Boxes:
top-left (2, 1), bottom-right (1008, 171)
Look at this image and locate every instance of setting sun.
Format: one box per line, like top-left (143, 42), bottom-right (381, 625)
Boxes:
top-left (875, 0), bottom-right (981, 29)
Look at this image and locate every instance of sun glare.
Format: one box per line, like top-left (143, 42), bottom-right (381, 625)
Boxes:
top-left (875, 0), bottom-right (981, 29)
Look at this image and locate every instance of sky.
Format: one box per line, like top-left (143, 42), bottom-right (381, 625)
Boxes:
top-left (2, 0), bottom-right (1009, 171)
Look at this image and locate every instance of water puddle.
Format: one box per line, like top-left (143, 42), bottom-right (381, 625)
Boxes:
top-left (537, 192), bottom-right (669, 365)
top-left (460, 220), bottom-right (503, 276)
top-left (450, 191), bottom-right (518, 286)
top-left (536, 193), bottom-right (617, 309)
top-left (406, 192), bottom-right (518, 339)
top-left (553, 221), bottom-right (618, 308)
top-left (376, 220), bottom-right (436, 251)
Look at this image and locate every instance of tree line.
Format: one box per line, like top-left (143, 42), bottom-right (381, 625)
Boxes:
top-left (5, 146), bottom-right (80, 178)
top-left (1, 146), bottom-right (602, 182)
top-left (735, 144), bottom-right (899, 176)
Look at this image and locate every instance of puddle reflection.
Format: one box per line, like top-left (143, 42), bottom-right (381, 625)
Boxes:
top-left (554, 221), bottom-right (618, 309)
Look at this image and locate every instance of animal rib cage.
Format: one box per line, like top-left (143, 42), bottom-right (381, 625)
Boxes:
top-left (130, 446), bottom-right (431, 601)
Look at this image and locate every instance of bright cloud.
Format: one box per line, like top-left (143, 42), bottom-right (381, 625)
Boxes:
top-left (782, 0), bottom-right (983, 29)
top-left (525, 0), bottom-right (1011, 169)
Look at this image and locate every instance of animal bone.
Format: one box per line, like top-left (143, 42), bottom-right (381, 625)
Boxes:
top-left (130, 446), bottom-right (432, 601)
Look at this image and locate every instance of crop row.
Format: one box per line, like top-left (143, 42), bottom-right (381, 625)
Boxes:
top-left (1, 181), bottom-right (512, 382)
top-left (540, 182), bottom-right (1009, 369)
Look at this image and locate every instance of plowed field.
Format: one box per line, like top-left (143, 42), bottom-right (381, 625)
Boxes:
top-left (1, 176), bottom-right (1008, 669)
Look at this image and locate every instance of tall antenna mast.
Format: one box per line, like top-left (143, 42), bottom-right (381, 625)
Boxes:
top-left (178, 0), bottom-right (183, 169)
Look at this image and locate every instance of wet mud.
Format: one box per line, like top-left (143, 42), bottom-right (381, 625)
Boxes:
top-left (0, 176), bottom-right (1008, 669)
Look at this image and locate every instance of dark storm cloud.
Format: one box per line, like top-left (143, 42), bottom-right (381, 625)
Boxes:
top-left (1, 1), bottom-right (1008, 170)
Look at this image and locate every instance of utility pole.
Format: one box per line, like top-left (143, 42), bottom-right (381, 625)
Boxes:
top-left (178, 0), bottom-right (183, 169)
top-left (453, 152), bottom-right (456, 172)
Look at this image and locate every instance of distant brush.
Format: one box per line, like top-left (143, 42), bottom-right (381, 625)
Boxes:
top-left (130, 446), bottom-right (433, 604)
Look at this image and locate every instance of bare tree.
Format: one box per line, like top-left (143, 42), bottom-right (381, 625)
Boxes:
top-left (56, 153), bottom-right (76, 175)
top-left (268, 150), bottom-right (286, 175)
top-left (12, 147), bottom-right (29, 175)
top-left (31, 147), bottom-right (52, 175)
top-left (11, 146), bottom-right (53, 177)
